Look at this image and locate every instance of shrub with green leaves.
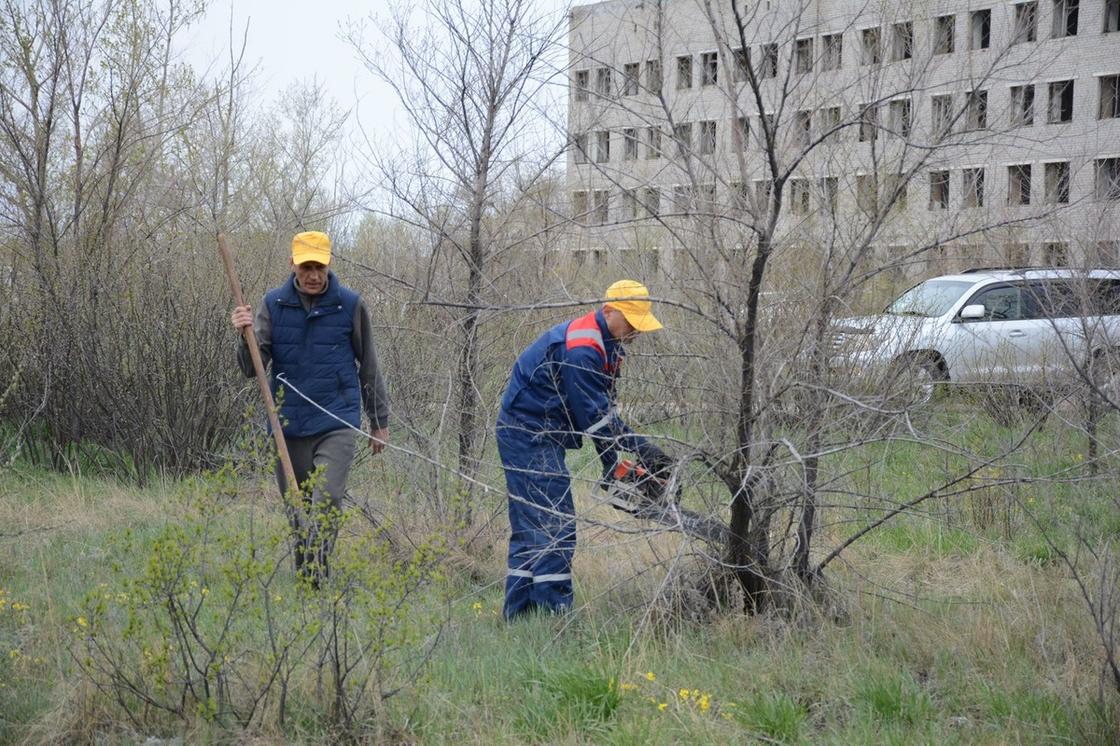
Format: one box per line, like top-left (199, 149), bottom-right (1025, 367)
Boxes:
top-left (71, 463), bottom-right (445, 736)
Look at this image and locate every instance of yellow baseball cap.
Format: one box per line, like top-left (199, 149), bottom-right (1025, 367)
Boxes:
top-left (605, 279), bottom-right (663, 332)
top-left (291, 231), bottom-right (331, 265)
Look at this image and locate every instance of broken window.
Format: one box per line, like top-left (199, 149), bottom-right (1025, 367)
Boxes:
top-left (1044, 161), bottom-right (1070, 203)
top-left (1008, 164), bottom-right (1032, 205)
top-left (1052, 0), bottom-right (1079, 38)
top-left (970, 9), bottom-right (991, 49)
top-left (934, 15), bottom-right (955, 54)
top-left (1048, 80), bottom-right (1074, 123)
top-left (1011, 84), bottom-right (1035, 126)
top-left (821, 33), bottom-right (843, 70)
top-left (929, 170), bottom-right (950, 210)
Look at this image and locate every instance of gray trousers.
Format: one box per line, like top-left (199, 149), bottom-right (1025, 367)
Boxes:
top-left (275, 428), bottom-right (357, 576)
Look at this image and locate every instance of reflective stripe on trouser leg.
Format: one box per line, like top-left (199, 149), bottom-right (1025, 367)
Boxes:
top-left (497, 424), bottom-right (575, 619)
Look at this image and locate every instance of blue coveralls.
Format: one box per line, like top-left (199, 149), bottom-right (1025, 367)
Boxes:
top-left (496, 308), bottom-right (652, 619)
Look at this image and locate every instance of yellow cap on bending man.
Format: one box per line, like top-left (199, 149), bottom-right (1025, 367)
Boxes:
top-left (605, 279), bottom-right (663, 332)
top-left (292, 231), bottom-right (332, 265)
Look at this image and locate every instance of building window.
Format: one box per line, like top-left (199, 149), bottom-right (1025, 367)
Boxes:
top-left (859, 102), bottom-right (879, 141)
top-left (821, 33), bottom-right (843, 71)
top-left (701, 51), bottom-right (718, 86)
top-left (623, 63), bottom-right (640, 96)
top-left (759, 43), bottom-right (778, 78)
top-left (645, 126), bottom-right (661, 159)
top-left (574, 70), bottom-right (589, 102)
top-left (963, 167), bottom-right (985, 207)
top-left (931, 93), bottom-right (953, 137)
top-left (672, 184), bottom-right (693, 215)
top-left (794, 109), bottom-right (812, 149)
top-left (592, 189), bottom-right (609, 224)
top-left (736, 116), bottom-right (750, 150)
top-left (623, 128), bottom-right (638, 160)
top-left (732, 48), bottom-right (749, 82)
top-left (934, 14), bottom-right (955, 54)
top-left (795, 38), bottom-right (813, 74)
top-left (1052, 0), bottom-right (1079, 38)
top-left (642, 187), bottom-right (660, 217)
top-left (970, 9), bottom-right (991, 49)
top-left (885, 172), bottom-right (908, 210)
top-left (1048, 80), bottom-right (1075, 123)
top-left (820, 176), bottom-right (839, 212)
top-left (929, 170), bottom-right (950, 210)
top-left (596, 67), bottom-right (611, 97)
top-left (857, 174), bottom-right (878, 213)
top-left (1044, 161), bottom-right (1071, 203)
top-left (623, 189), bottom-right (639, 220)
top-left (1096, 241), bottom-right (1120, 266)
top-left (676, 55), bottom-right (692, 90)
top-left (1107, 0), bottom-right (1120, 33)
top-left (818, 106), bottom-right (841, 138)
top-left (696, 183), bottom-right (717, 214)
top-left (1043, 242), bottom-right (1069, 266)
top-left (674, 122), bottom-right (691, 157)
top-left (1011, 84), bottom-right (1035, 126)
top-left (1095, 157), bottom-right (1120, 200)
top-left (698, 120), bottom-right (716, 154)
top-left (789, 179), bottom-right (811, 215)
top-left (757, 112), bottom-right (776, 139)
top-left (861, 27), bottom-right (881, 65)
top-left (889, 99), bottom-right (911, 137)
top-left (646, 59), bottom-right (663, 94)
top-left (572, 133), bottom-right (588, 164)
top-left (572, 191), bottom-right (588, 224)
top-left (1013, 2), bottom-right (1038, 43)
top-left (1005, 242), bottom-right (1031, 265)
top-left (595, 130), bottom-right (610, 163)
top-left (892, 22), bottom-right (913, 61)
top-left (966, 89), bottom-right (988, 129)
top-left (755, 179), bottom-right (773, 210)
top-left (1009, 164), bottom-right (1032, 205)
top-left (1100, 75), bottom-right (1120, 119)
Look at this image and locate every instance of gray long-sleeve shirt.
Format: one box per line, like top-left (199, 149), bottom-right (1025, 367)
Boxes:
top-left (237, 277), bottom-right (390, 430)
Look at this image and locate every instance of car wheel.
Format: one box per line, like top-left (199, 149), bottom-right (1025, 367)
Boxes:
top-left (890, 356), bottom-right (944, 408)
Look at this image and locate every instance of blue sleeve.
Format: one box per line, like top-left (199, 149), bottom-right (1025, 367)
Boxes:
top-left (560, 347), bottom-right (649, 473)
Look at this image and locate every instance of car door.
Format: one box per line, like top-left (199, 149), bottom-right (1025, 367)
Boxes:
top-left (953, 283), bottom-right (1035, 383)
top-left (1022, 280), bottom-right (1082, 384)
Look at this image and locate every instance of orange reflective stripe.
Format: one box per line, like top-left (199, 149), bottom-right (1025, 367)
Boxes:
top-left (565, 311), bottom-right (607, 366)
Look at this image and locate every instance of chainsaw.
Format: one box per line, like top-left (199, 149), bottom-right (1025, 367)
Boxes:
top-left (600, 459), bottom-right (727, 546)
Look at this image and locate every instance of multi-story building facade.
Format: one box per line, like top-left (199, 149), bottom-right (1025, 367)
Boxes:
top-left (567, 0), bottom-right (1120, 277)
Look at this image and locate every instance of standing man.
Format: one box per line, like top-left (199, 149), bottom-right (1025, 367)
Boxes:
top-left (231, 231), bottom-right (390, 585)
top-left (496, 280), bottom-right (673, 619)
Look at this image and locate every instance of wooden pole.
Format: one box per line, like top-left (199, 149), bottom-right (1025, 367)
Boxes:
top-left (217, 233), bottom-right (300, 495)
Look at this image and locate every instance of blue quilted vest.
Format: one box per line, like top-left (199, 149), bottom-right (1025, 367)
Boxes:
top-left (265, 272), bottom-right (361, 437)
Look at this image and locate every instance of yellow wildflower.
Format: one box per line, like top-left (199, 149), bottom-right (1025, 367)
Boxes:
top-left (679, 688), bottom-right (690, 700)
top-left (645, 671), bottom-right (656, 682)
top-left (76, 616), bottom-right (88, 628)
top-left (699, 693), bottom-right (711, 713)
top-left (657, 702), bottom-right (667, 712)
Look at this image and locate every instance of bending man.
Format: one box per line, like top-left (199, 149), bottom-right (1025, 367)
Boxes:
top-left (231, 231), bottom-right (389, 585)
top-left (496, 280), bottom-right (672, 619)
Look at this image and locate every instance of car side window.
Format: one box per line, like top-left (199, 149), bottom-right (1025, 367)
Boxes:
top-left (967, 285), bottom-right (1022, 321)
top-left (1023, 280), bottom-right (1077, 319)
top-left (1090, 280), bottom-right (1120, 316)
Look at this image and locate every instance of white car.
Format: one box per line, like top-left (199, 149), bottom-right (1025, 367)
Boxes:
top-left (829, 268), bottom-right (1120, 403)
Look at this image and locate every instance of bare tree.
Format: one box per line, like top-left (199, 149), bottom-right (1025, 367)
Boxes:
top-left (348, 0), bottom-right (565, 520)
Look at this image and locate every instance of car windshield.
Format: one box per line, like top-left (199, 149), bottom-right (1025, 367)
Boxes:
top-left (885, 279), bottom-right (975, 317)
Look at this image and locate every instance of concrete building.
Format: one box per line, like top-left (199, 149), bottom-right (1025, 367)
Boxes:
top-left (566, 0), bottom-right (1120, 276)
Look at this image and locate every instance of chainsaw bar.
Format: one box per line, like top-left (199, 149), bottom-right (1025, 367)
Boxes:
top-left (600, 482), bottom-right (727, 546)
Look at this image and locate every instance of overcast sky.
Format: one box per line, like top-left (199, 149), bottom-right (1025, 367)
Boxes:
top-left (178, 0), bottom-right (579, 141)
